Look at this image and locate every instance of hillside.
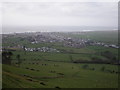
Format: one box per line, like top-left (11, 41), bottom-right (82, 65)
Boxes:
top-left (2, 30), bottom-right (119, 88)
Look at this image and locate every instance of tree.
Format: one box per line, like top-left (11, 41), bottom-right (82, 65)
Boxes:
top-left (16, 54), bottom-right (21, 67)
top-left (101, 51), bottom-right (117, 64)
top-left (23, 46), bottom-right (26, 51)
top-left (2, 51), bottom-right (13, 65)
top-left (69, 55), bottom-right (73, 62)
top-left (82, 64), bottom-right (89, 69)
top-left (101, 66), bottom-right (105, 71)
top-left (23, 45), bottom-right (26, 55)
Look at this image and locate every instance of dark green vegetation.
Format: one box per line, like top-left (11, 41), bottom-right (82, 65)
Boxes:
top-left (9, 45), bottom-right (118, 64)
top-left (0, 64), bottom-right (2, 89)
top-left (2, 51), bottom-right (13, 65)
top-left (2, 30), bottom-right (119, 88)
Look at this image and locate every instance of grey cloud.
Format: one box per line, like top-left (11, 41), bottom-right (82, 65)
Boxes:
top-left (2, 2), bottom-right (118, 27)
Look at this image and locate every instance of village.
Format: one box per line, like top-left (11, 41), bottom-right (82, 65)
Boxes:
top-left (2, 32), bottom-right (119, 52)
top-left (26, 32), bottom-right (119, 49)
top-left (24, 47), bottom-right (60, 52)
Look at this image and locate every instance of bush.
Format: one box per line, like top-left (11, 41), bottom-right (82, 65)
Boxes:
top-left (82, 64), bottom-right (89, 69)
top-left (2, 51), bottom-right (13, 65)
top-left (101, 66), bottom-right (105, 71)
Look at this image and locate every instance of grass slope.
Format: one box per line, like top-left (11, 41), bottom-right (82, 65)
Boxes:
top-left (2, 61), bottom-right (118, 88)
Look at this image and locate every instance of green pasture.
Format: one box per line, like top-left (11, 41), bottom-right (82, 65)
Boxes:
top-left (2, 61), bottom-right (119, 88)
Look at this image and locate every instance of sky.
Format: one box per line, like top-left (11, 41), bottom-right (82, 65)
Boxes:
top-left (0, 0), bottom-right (119, 33)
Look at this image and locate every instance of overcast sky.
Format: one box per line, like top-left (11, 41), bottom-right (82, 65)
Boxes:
top-left (2, 1), bottom-right (118, 28)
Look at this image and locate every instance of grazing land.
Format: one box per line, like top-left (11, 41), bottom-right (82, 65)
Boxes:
top-left (2, 30), bottom-right (119, 88)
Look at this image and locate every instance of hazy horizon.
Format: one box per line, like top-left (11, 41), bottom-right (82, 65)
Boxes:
top-left (2, 26), bottom-right (118, 34)
top-left (1, 2), bottom-right (118, 34)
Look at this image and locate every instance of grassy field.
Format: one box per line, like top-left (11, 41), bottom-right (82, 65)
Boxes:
top-left (2, 61), bottom-right (119, 88)
top-left (10, 45), bottom-right (118, 63)
top-left (2, 30), bottom-right (119, 88)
